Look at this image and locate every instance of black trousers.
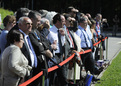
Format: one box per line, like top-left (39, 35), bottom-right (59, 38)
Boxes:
top-left (52, 54), bottom-right (68, 86)
top-left (81, 51), bottom-right (95, 74)
top-left (28, 58), bottom-right (49, 86)
top-left (95, 47), bottom-right (99, 61)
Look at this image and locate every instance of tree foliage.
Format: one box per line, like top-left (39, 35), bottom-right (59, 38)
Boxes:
top-left (1, 0), bottom-right (121, 26)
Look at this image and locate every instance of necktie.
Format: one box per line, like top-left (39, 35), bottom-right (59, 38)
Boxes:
top-left (97, 23), bottom-right (100, 29)
top-left (58, 30), bottom-right (63, 54)
top-left (96, 22), bottom-right (100, 37)
top-left (66, 28), bottom-right (75, 48)
top-left (27, 36), bottom-right (37, 67)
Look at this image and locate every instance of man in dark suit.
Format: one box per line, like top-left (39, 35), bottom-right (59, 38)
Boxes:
top-left (15, 16), bottom-right (38, 86)
top-left (28, 10), bottom-right (53, 86)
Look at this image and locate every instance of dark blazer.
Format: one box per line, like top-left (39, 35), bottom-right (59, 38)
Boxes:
top-left (29, 29), bottom-right (49, 56)
top-left (29, 29), bottom-right (51, 69)
top-left (29, 29), bottom-right (50, 86)
top-left (21, 39), bottom-right (32, 66)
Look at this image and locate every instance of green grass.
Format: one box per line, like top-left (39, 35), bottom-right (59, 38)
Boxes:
top-left (95, 51), bottom-right (121, 86)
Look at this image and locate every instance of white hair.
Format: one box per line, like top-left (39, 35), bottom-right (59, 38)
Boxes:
top-left (18, 16), bottom-right (29, 24)
top-left (41, 18), bottom-right (49, 24)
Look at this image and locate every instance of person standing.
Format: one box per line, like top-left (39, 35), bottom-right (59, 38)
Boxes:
top-left (1, 30), bottom-right (32, 86)
top-left (12, 17), bottom-right (38, 85)
top-left (76, 16), bottom-right (100, 81)
top-left (95, 13), bottom-right (105, 60)
top-left (95, 13), bottom-right (102, 37)
top-left (90, 20), bottom-right (99, 60)
top-left (0, 15), bottom-right (16, 58)
top-left (28, 10), bottom-right (53, 86)
top-left (113, 14), bottom-right (119, 36)
top-left (48, 13), bottom-right (68, 86)
top-left (11, 8), bottom-right (30, 31)
top-left (63, 14), bottom-right (82, 82)
top-left (0, 14), bottom-right (1, 27)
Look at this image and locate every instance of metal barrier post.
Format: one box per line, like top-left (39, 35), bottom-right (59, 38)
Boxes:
top-left (100, 41), bottom-right (102, 60)
top-left (106, 37), bottom-right (108, 60)
top-left (74, 58), bottom-right (76, 84)
top-left (42, 75), bottom-right (45, 86)
top-left (74, 52), bottom-right (78, 84)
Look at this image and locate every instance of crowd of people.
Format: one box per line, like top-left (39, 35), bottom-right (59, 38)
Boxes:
top-left (0, 6), bottom-right (107, 86)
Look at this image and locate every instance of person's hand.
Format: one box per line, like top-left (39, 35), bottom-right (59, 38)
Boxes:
top-left (59, 28), bottom-right (65, 36)
top-left (45, 49), bottom-right (53, 58)
top-left (25, 65), bottom-right (32, 76)
top-left (100, 35), bottom-right (102, 38)
top-left (95, 45), bottom-right (98, 48)
top-left (27, 65), bottom-right (32, 71)
top-left (80, 48), bottom-right (84, 54)
top-left (51, 40), bottom-right (57, 50)
top-left (71, 50), bottom-right (77, 55)
top-left (38, 24), bottom-right (44, 30)
top-left (43, 21), bottom-right (50, 29)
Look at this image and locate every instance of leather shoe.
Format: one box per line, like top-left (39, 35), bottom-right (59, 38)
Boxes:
top-left (99, 66), bottom-right (104, 71)
top-left (92, 77), bottom-right (100, 82)
top-left (94, 69), bottom-right (102, 75)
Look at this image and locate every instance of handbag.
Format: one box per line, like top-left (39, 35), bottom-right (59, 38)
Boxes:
top-left (84, 73), bottom-right (93, 86)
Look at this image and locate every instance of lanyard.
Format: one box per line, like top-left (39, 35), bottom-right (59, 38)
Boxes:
top-left (34, 31), bottom-right (40, 40)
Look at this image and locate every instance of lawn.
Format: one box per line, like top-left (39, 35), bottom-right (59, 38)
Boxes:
top-left (95, 51), bottom-right (121, 86)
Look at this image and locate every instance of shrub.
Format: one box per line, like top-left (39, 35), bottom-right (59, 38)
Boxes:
top-left (0, 8), bottom-right (14, 29)
top-left (0, 8), bottom-right (14, 22)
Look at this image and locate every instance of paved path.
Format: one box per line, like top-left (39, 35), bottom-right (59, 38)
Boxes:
top-left (104, 36), bottom-right (121, 61)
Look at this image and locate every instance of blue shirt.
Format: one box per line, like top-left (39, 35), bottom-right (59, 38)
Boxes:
top-left (86, 25), bottom-right (92, 39)
top-left (0, 30), bottom-right (8, 58)
top-left (76, 25), bottom-right (91, 48)
top-left (96, 22), bottom-right (101, 36)
top-left (48, 25), bottom-right (65, 54)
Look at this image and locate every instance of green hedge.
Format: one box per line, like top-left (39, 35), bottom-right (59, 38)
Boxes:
top-left (0, 8), bottom-right (14, 29)
top-left (0, 8), bottom-right (14, 22)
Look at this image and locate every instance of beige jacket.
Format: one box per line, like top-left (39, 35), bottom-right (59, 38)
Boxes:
top-left (1, 45), bottom-right (32, 86)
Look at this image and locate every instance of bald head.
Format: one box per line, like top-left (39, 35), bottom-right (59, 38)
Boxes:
top-left (18, 17), bottom-right (32, 35)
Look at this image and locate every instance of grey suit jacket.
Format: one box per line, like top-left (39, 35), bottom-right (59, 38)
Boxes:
top-left (1, 45), bottom-right (32, 86)
top-left (64, 28), bottom-right (78, 60)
